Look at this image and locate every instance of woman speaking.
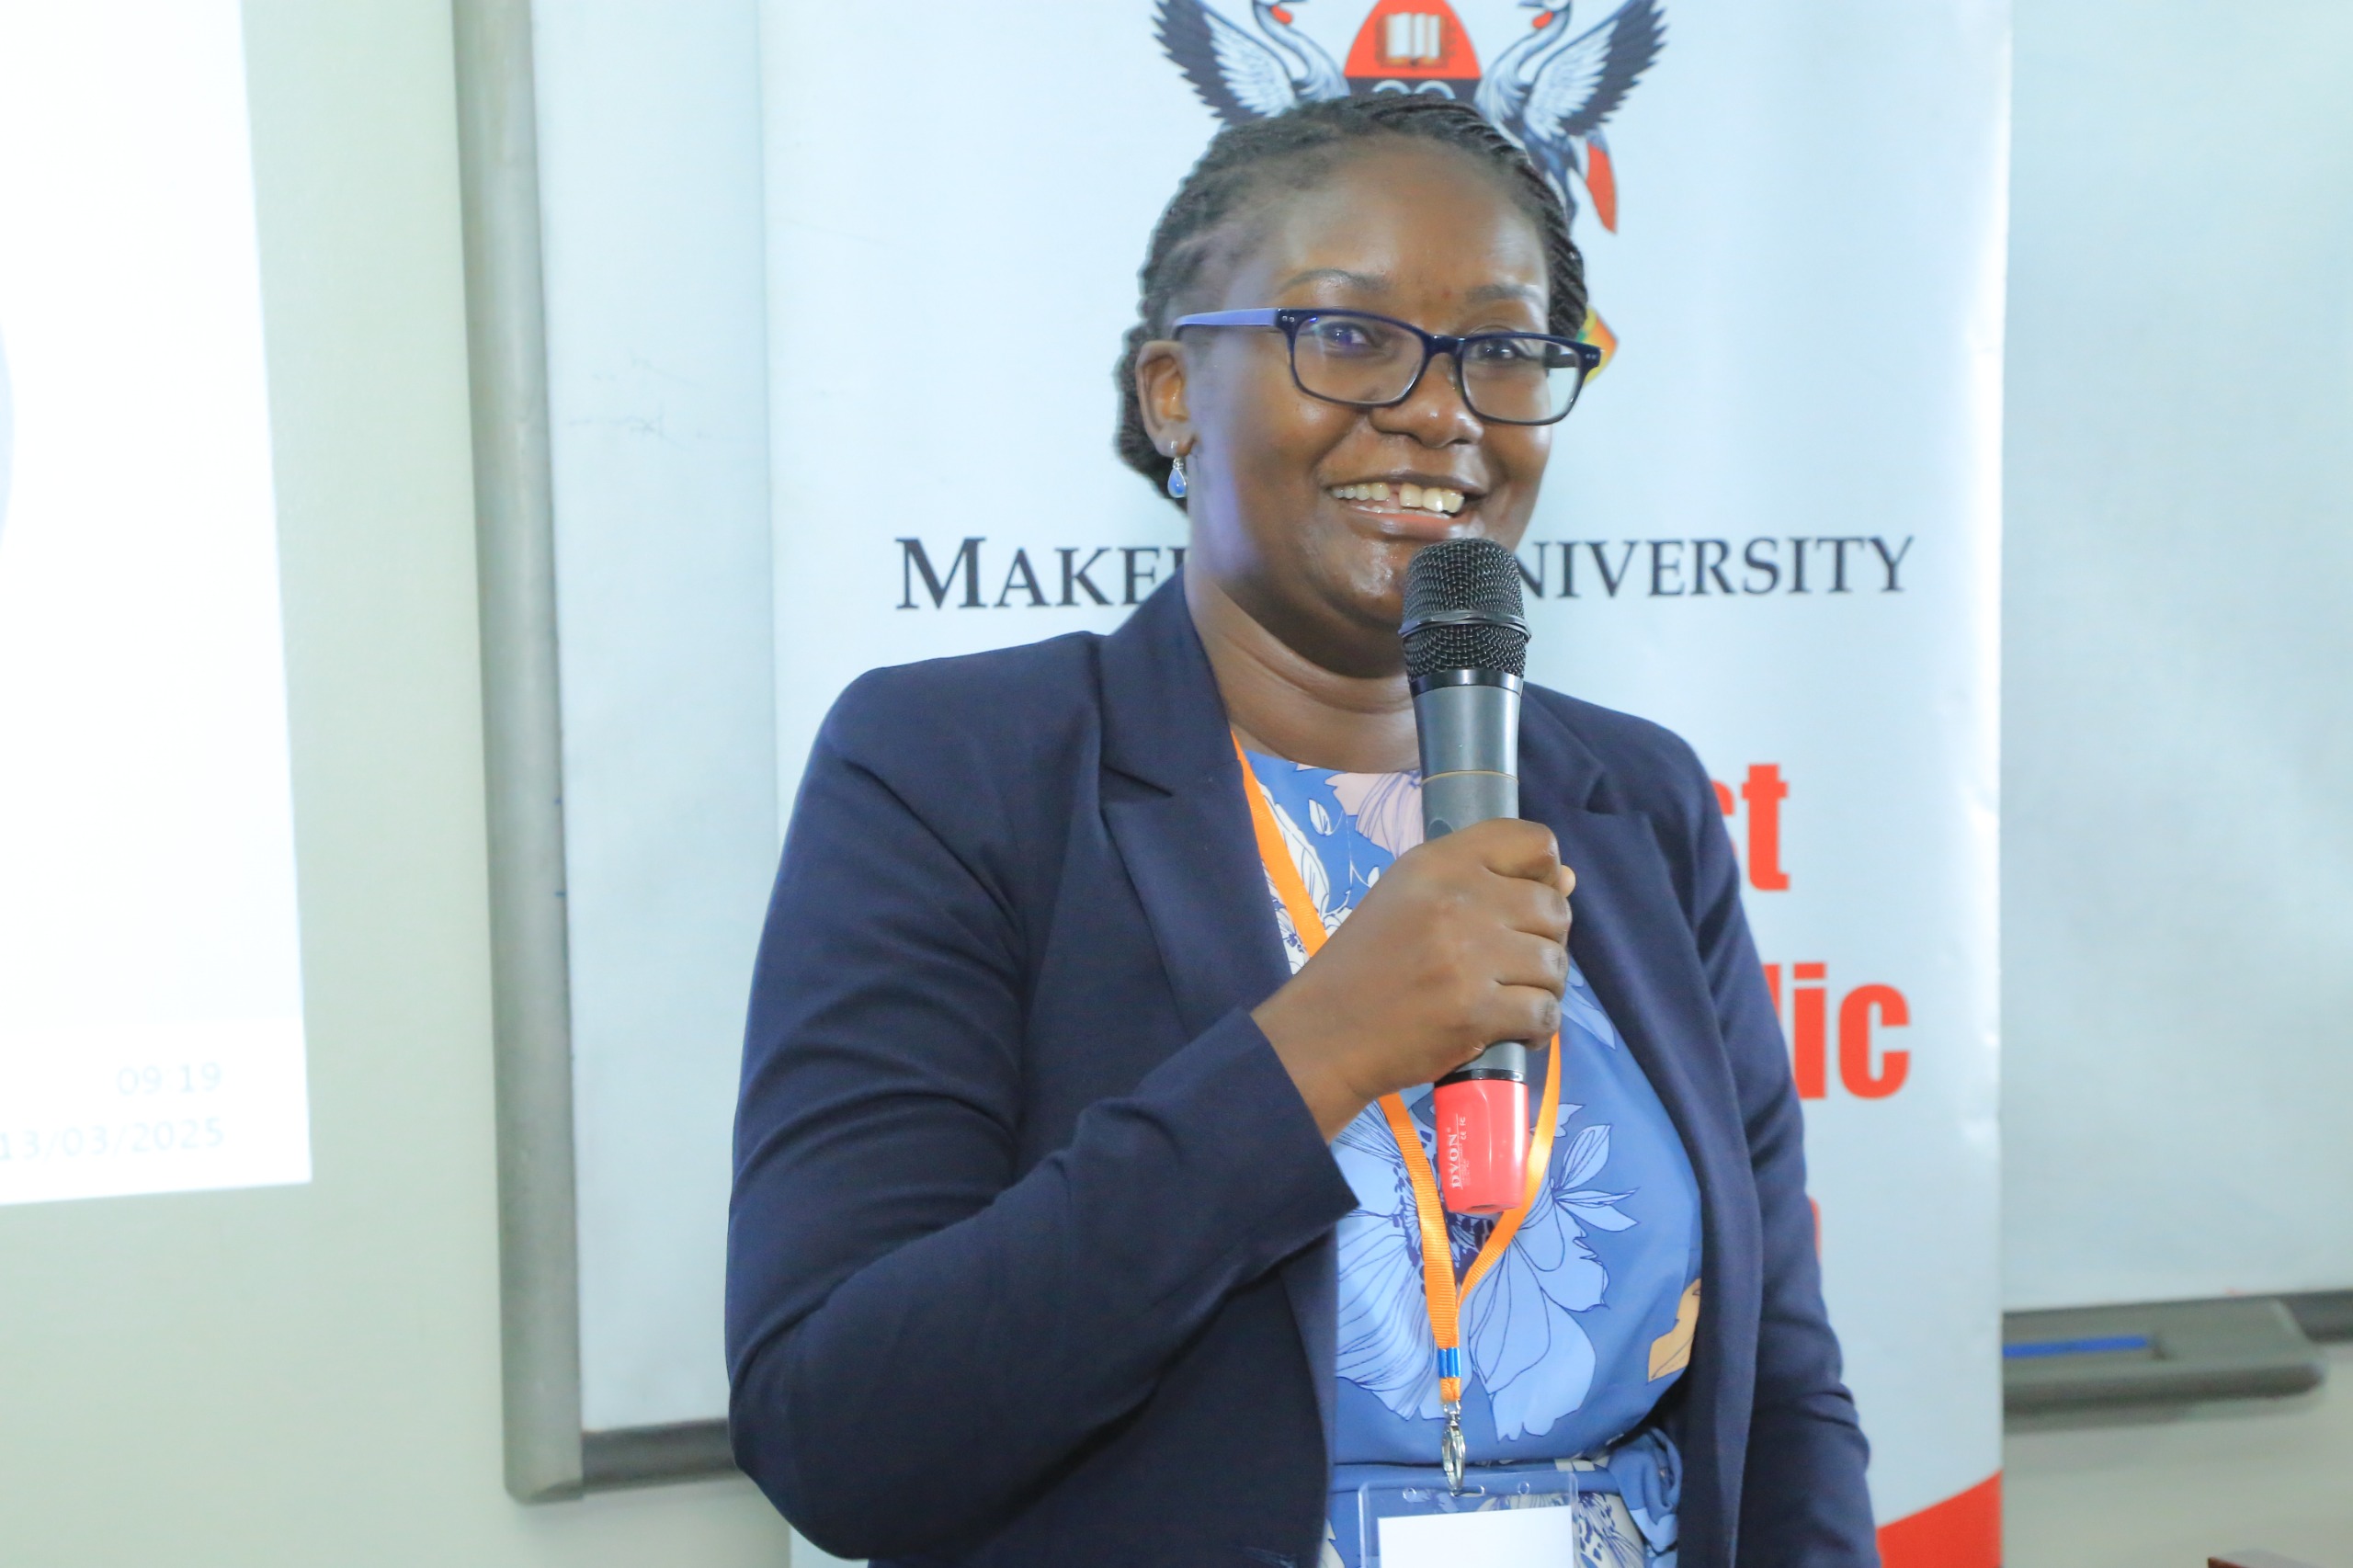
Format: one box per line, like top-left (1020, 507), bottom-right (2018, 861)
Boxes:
top-left (727, 95), bottom-right (1875, 1567)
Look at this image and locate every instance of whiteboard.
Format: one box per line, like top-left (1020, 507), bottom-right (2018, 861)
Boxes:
top-left (502, 0), bottom-right (2353, 1476)
top-left (529, 0), bottom-right (776, 1433)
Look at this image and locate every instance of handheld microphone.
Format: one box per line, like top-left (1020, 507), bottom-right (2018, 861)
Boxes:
top-left (1402, 538), bottom-right (1532, 1218)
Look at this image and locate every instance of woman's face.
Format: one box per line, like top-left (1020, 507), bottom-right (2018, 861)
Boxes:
top-left (1139, 140), bottom-right (1556, 679)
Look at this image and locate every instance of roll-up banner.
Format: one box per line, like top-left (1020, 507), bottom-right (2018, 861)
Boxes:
top-left (763, 0), bottom-right (2006, 1556)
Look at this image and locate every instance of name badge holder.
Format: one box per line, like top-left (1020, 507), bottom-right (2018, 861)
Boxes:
top-left (1342, 1469), bottom-right (1586, 1567)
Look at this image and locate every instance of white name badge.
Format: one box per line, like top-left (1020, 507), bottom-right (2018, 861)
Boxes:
top-left (1377, 1503), bottom-right (1581, 1567)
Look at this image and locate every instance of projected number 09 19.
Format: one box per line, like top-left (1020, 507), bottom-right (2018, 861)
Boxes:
top-left (115, 1062), bottom-right (225, 1097)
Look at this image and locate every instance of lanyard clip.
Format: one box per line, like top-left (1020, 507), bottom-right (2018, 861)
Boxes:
top-left (1440, 1403), bottom-right (1467, 1494)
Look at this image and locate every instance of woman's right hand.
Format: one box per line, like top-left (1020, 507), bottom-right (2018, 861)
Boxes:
top-left (1253, 818), bottom-right (1574, 1140)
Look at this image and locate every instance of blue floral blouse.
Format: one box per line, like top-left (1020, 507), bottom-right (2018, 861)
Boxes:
top-left (1245, 753), bottom-right (1703, 1568)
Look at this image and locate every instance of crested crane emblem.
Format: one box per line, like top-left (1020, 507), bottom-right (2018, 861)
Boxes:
top-left (1154, 0), bottom-right (1665, 359)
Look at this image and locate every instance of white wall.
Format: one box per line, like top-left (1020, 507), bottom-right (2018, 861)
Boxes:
top-left (0, 3), bottom-right (795, 1562)
top-left (2002, 0), bottom-right (2353, 1308)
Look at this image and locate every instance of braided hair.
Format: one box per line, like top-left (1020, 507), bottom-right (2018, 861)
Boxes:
top-left (1114, 94), bottom-right (1587, 499)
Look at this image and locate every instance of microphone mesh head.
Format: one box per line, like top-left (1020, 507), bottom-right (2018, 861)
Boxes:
top-left (1402, 539), bottom-right (1529, 678)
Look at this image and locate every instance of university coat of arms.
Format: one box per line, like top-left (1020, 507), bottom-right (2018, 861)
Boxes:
top-left (1154, 0), bottom-right (1665, 358)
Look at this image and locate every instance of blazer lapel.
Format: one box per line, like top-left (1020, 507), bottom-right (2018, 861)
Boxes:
top-left (1096, 581), bottom-right (1292, 1035)
top-left (1095, 581), bottom-right (1342, 1450)
top-left (1519, 703), bottom-right (1755, 1550)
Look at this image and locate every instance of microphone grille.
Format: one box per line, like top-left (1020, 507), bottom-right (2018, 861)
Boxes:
top-left (1401, 538), bottom-right (1529, 679)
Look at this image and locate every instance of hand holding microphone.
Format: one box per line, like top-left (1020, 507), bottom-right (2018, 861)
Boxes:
top-left (1256, 818), bottom-right (1571, 1141)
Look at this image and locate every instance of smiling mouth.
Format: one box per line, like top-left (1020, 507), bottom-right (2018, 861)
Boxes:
top-left (1327, 481), bottom-right (1468, 517)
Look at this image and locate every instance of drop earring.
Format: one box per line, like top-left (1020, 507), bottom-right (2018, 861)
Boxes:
top-left (1165, 452), bottom-right (1188, 500)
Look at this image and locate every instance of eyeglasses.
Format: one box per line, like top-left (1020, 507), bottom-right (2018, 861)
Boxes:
top-left (1170, 308), bottom-right (1601, 426)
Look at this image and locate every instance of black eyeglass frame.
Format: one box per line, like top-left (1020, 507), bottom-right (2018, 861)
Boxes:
top-left (1169, 307), bottom-right (1603, 426)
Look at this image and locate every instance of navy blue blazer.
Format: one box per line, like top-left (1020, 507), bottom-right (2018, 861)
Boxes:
top-left (728, 579), bottom-right (1876, 1567)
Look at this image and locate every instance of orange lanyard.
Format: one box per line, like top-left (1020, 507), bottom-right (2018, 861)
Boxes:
top-left (1235, 734), bottom-right (1562, 1487)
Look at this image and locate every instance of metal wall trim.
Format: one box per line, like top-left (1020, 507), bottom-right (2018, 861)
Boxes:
top-left (449, 0), bottom-right (585, 1504)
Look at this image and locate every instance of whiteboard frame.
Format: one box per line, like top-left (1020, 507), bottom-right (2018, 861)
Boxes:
top-left (453, 0), bottom-right (742, 1500)
top-left (449, 0), bottom-right (2353, 1506)
top-left (451, 0), bottom-right (584, 1503)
